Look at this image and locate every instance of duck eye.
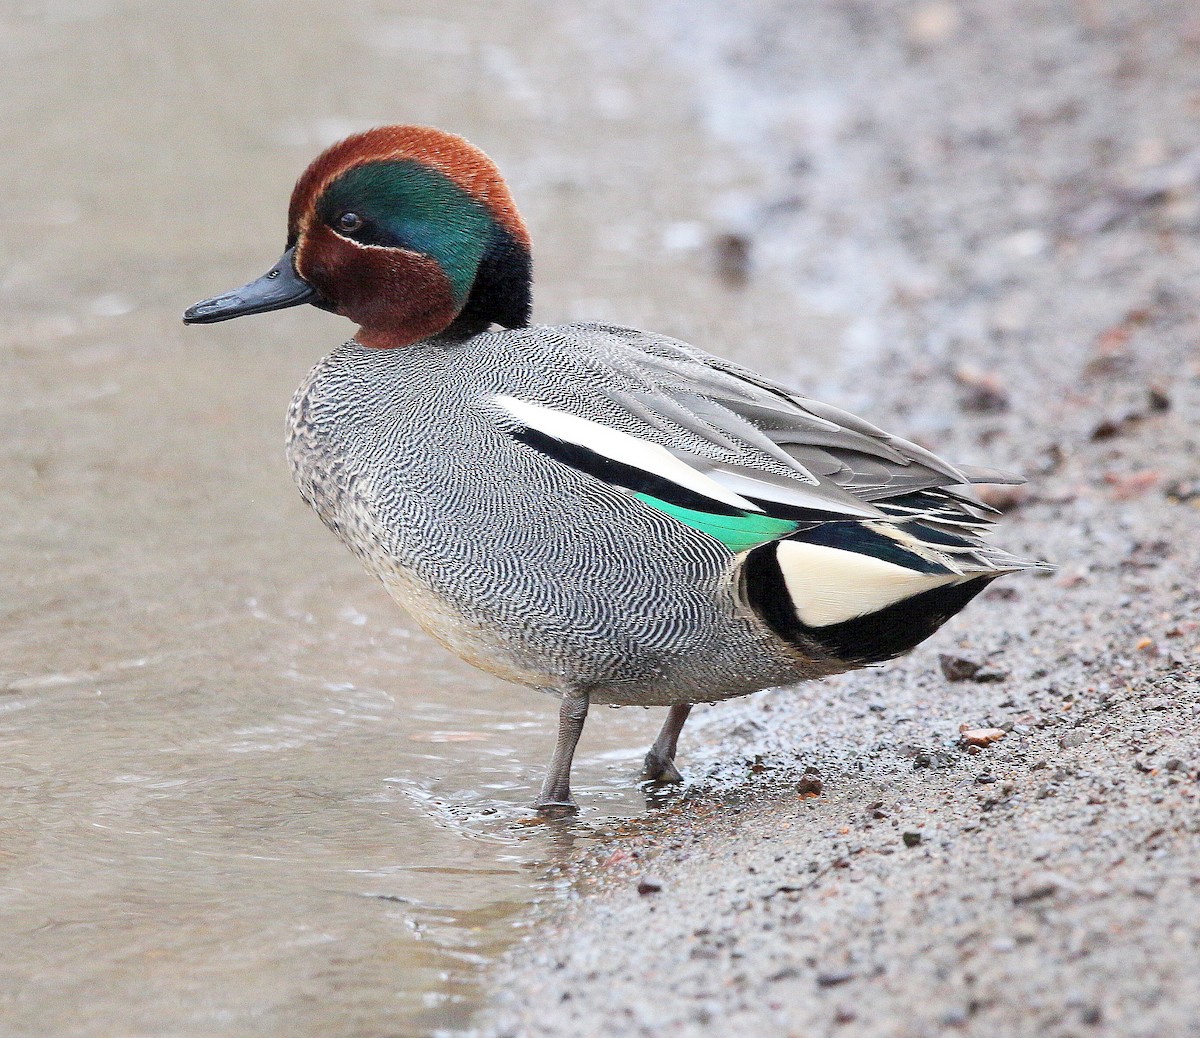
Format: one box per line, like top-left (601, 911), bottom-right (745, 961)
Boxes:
top-left (336, 212), bottom-right (363, 234)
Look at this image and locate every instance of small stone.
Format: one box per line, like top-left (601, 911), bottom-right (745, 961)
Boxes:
top-left (975, 773), bottom-right (998, 784)
top-left (939, 655), bottom-right (1008, 683)
top-left (902, 831), bottom-right (922, 848)
top-left (636, 876), bottom-right (663, 896)
top-left (713, 232), bottom-right (752, 287)
top-left (834, 1005), bottom-right (858, 1024)
top-left (816, 969), bottom-right (856, 988)
top-left (961, 727), bottom-right (1007, 747)
top-left (1060, 730), bottom-right (1087, 749)
top-left (1013, 871), bottom-right (1076, 904)
top-left (797, 774), bottom-right (824, 797)
top-left (1090, 415), bottom-right (1136, 441)
top-left (953, 365), bottom-right (1010, 413)
top-left (941, 655), bottom-right (982, 681)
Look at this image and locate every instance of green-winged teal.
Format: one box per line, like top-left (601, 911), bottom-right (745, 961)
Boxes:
top-left (185, 126), bottom-right (1045, 814)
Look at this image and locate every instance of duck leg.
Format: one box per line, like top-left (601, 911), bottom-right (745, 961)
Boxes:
top-left (642, 703), bottom-right (692, 784)
top-left (535, 688), bottom-right (590, 817)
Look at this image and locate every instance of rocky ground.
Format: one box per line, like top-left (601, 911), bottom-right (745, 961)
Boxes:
top-left (482, 2), bottom-right (1200, 1035)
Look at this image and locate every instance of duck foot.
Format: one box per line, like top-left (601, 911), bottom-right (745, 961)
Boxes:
top-left (641, 751), bottom-right (683, 784)
top-left (534, 798), bottom-right (579, 819)
top-left (534, 688), bottom-right (589, 817)
top-left (640, 703), bottom-right (692, 785)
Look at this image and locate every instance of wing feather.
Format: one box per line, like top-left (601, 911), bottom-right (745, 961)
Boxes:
top-left (492, 323), bottom-right (1024, 532)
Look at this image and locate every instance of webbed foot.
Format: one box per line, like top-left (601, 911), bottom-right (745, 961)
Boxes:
top-left (640, 703), bottom-right (692, 785)
top-left (534, 797), bottom-right (579, 819)
top-left (641, 751), bottom-right (683, 784)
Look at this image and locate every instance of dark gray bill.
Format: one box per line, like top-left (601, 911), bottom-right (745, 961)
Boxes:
top-left (183, 247), bottom-right (318, 324)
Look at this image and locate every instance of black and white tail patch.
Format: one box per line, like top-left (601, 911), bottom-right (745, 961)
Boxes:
top-left (742, 532), bottom-right (995, 665)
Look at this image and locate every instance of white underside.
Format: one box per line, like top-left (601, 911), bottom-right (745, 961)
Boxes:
top-left (775, 540), bottom-right (963, 628)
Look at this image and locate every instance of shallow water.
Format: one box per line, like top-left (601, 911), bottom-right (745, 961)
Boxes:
top-left (1, 2), bottom-right (841, 1034)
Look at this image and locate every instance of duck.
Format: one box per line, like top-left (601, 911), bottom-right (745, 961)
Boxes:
top-left (184, 125), bottom-right (1045, 815)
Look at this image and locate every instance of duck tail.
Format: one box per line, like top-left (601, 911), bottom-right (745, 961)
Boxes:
top-left (739, 510), bottom-right (1041, 666)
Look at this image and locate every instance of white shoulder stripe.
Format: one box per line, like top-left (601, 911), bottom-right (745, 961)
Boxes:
top-left (493, 395), bottom-right (763, 513)
top-left (776, 540), bottom-right (963, 627)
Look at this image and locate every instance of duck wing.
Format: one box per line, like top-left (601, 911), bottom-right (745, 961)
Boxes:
top-left (492, 324), bottom-right (1030, 565)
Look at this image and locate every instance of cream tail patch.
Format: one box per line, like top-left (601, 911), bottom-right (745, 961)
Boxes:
top-left (775, 539), bottom-right (964, 627)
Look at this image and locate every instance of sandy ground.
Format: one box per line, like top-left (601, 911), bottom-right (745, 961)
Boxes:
top-left (482, 2), bottom-right (1200, 1035)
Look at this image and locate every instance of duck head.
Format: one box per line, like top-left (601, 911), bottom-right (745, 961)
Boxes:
top-left (184, 126), bottom-right (532, 347)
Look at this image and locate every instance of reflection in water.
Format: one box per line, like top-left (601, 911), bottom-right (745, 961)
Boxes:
top-left (1, 2), bottom-right (840, 1034)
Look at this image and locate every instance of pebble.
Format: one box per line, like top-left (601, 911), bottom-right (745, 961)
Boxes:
top-left (1060, 730), bottom-right (1088, 749)
top-left (960, 727), bottom-right (1007, 746)
top-left (636, 877), bottom-right (663, 896)
top-left (939, 655), bottom-right (1008, 683)
top-left (816, 969), bottom-right (856, 988)
top-left (902, 832), bottom-right (922, 848)
top-left (953, 364), bottom-right (1010, 413)
top-left (1013, 871), bottom-right (1076, 904)
top-left (713, 231), bottom-right (752, 286)
top-left (796, 774), bottom-right (824, 797)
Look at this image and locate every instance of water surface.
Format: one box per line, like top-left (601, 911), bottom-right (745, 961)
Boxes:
top-left (0, 3), bottom-right (838, 1034)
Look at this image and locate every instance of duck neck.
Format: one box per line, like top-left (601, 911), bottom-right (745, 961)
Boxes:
top-left (448, 225), bottom-right (532, 335)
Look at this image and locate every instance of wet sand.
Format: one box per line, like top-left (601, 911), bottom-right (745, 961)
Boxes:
top-left (484, 3), bottom-right (1200, 1035)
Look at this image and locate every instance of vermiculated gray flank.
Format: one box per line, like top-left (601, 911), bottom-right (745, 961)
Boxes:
top-left (285, 322), bottom-right (1036, 705)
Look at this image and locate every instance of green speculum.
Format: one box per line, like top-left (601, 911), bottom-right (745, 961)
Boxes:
top-left (633, 494), bottom-right (800, 552)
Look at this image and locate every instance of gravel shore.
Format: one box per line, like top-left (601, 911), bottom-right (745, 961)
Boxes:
top-left (484, 3), bottom-right (1200, 1035)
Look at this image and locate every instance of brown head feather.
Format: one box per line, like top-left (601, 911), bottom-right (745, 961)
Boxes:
top-left (287, 125), bottom-right (529, 248)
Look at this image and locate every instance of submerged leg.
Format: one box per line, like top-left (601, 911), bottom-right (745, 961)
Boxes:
top-left (535, 689), bottom-right (590, 816)
top-left (642, 703), bottom-right (692, 784)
